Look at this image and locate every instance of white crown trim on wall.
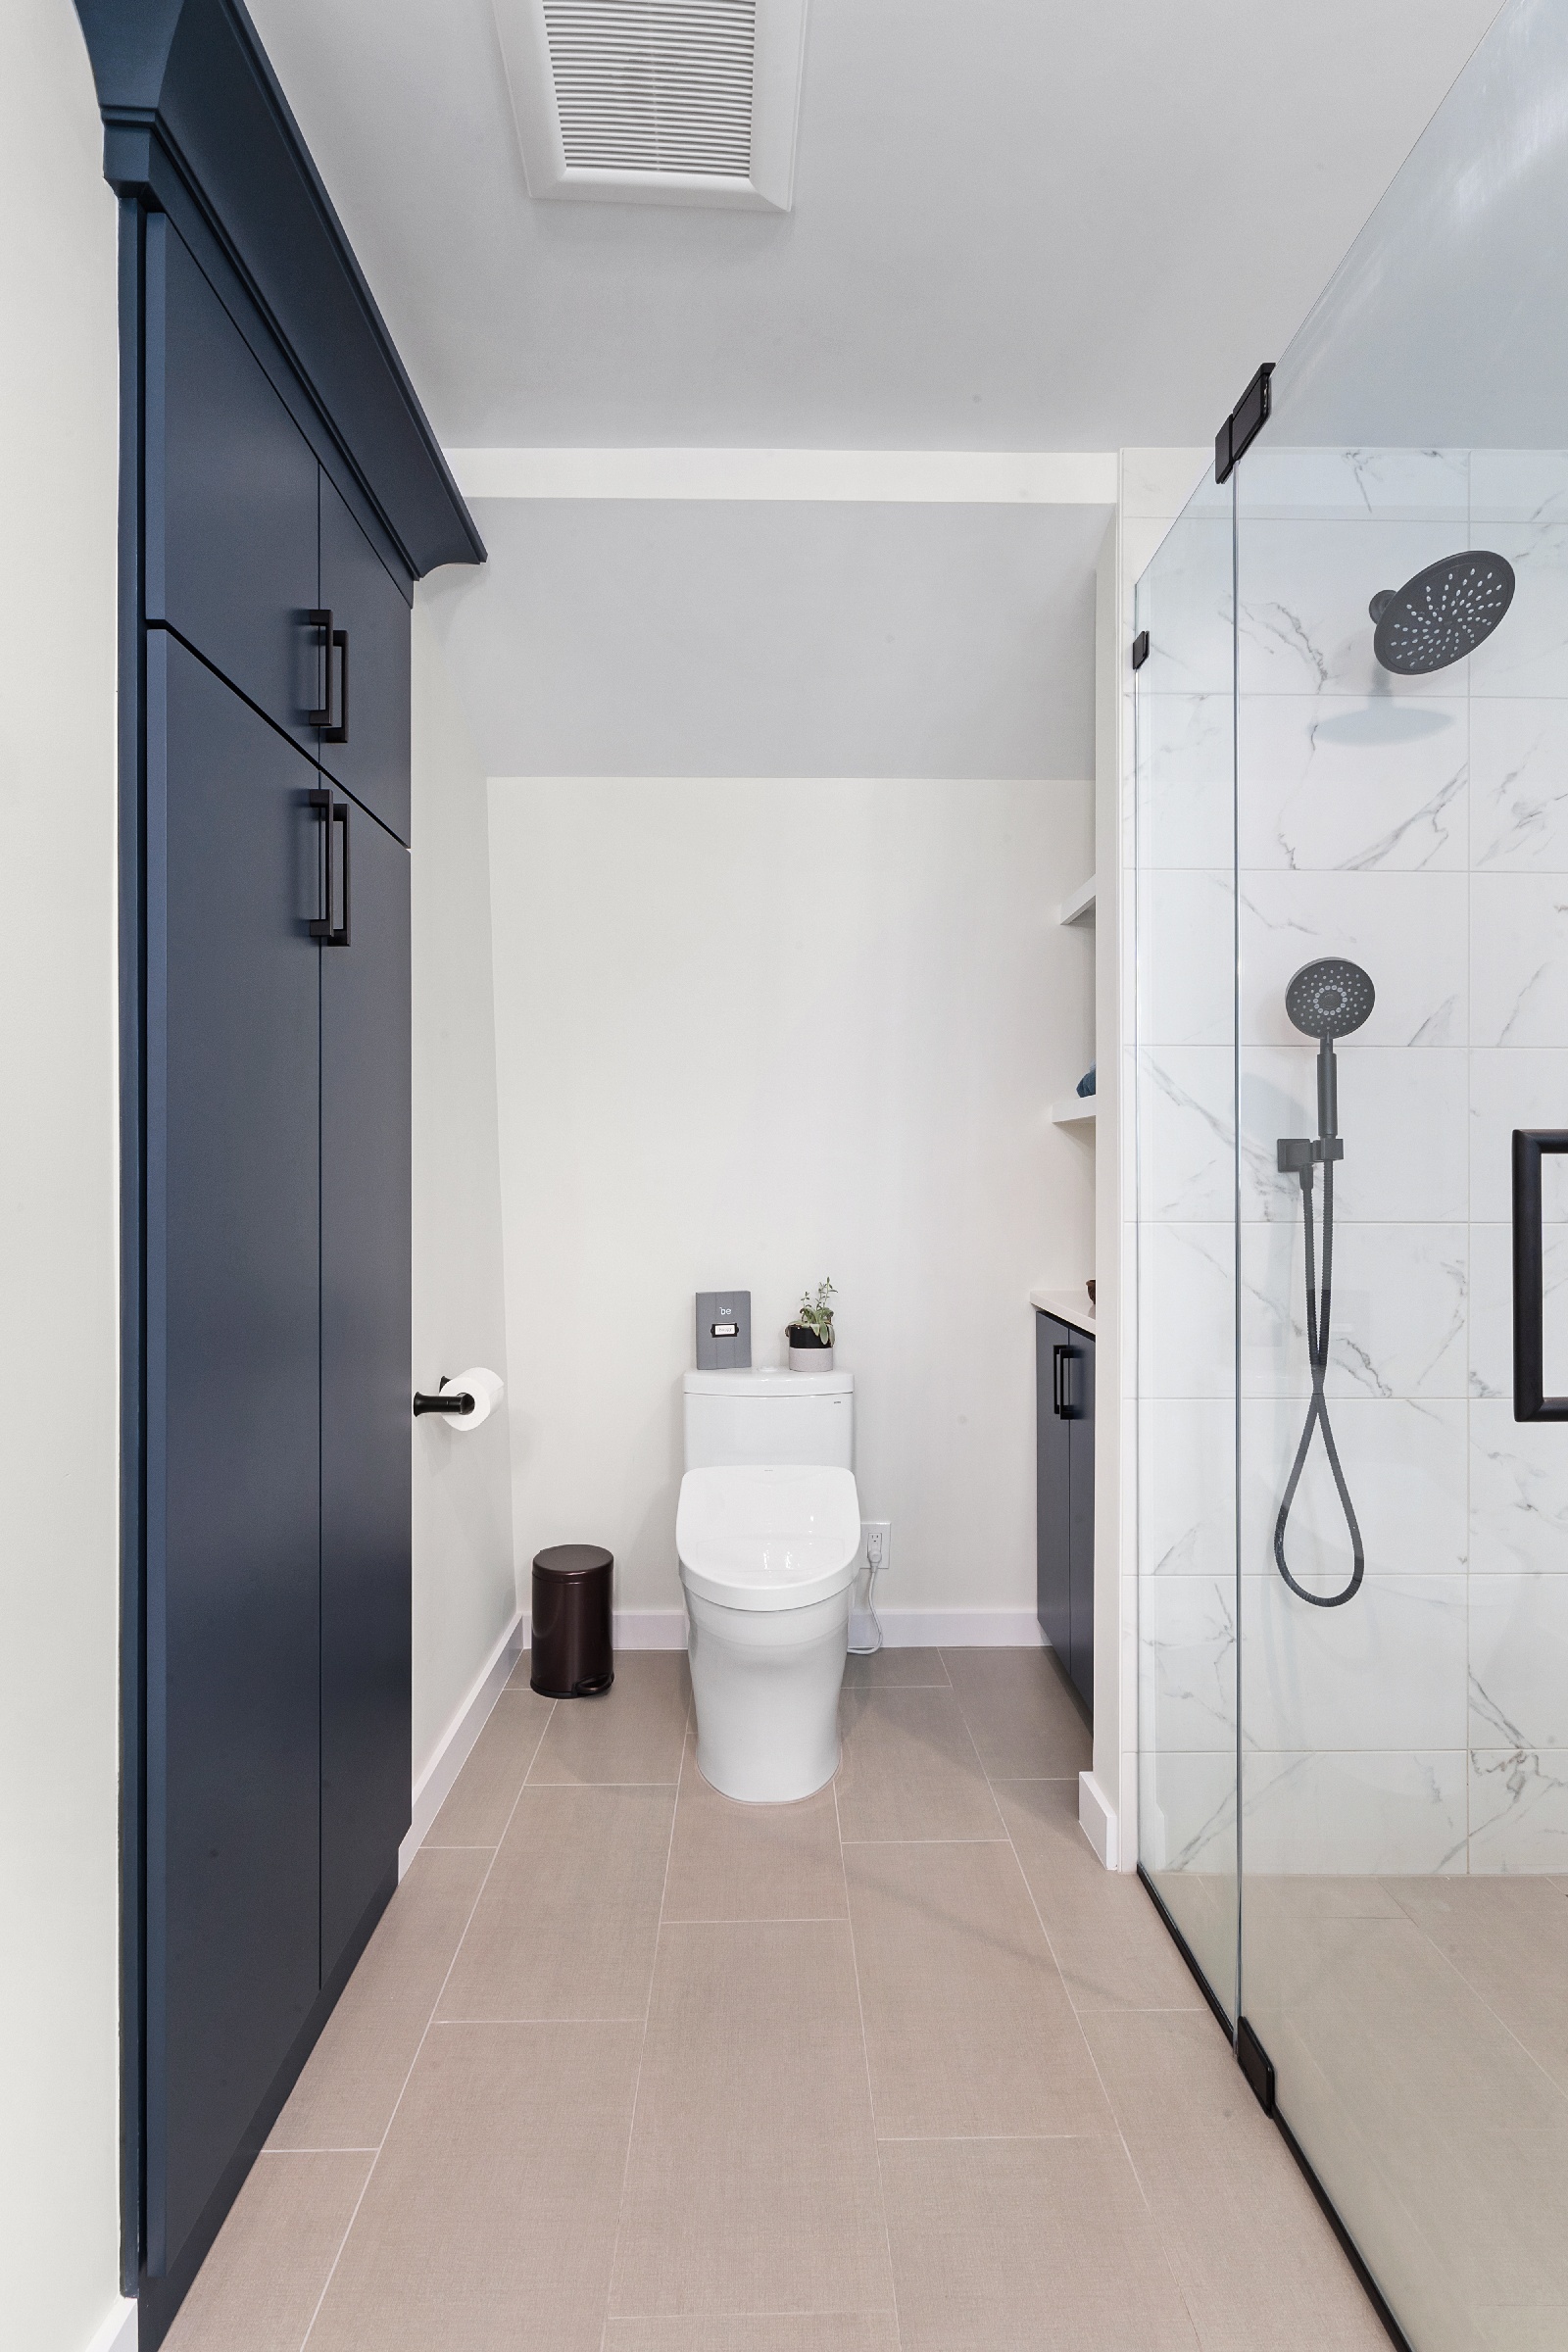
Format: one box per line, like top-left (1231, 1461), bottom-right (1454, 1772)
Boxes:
top-left (492, 0), bottom-right (808, 211)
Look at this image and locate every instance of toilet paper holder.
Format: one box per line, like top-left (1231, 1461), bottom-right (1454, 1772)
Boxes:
top-left (413, 1377), bottom-right (473, 1418)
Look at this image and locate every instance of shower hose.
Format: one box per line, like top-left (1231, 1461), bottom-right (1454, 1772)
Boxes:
top-left (1275, 1153), bottom-right (1365, 1608)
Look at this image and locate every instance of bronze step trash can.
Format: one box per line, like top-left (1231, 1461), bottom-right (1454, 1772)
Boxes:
top-left (530, 1544), bottom-right (614, 1697)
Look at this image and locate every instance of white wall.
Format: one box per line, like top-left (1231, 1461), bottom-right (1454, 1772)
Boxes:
top-left (410, 606), bottom-right (516, 1778)
top-left (0, 3), bottom-right (124, 2346)
top-left (488, 776), bottom-right (1094, 1631)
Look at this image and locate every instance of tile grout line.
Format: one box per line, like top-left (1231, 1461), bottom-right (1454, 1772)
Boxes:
top-left (294, 1689), bottom-right (560, 2352)
top-left (833, 1763), bottom-right (906, 2352)
top-left (595, 1685), bottom-right (692, 2352)
top-left (937, 1650), bottom-right (1208, 2343)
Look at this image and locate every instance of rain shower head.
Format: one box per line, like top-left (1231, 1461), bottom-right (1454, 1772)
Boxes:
top-left (1369, 551), bottom-right (1514, 674)
top-left (1285, 957), bottom-right (1375, 1042)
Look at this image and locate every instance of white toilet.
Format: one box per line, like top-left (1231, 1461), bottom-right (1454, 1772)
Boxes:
top-left (677, 1367), bottom-right (860, 1803)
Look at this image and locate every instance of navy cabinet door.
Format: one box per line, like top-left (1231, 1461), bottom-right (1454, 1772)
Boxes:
top-left (144, 633), bottom-right (321, 2276)
top-left (1035, 1313), bottom-right (1071, 1655)
top-left (320, 798), bottom-right (413, 1979)
top-left (318, 471), bottom-right (413, 843)
top-left (145, 216), bottom-right (319, 751)
top-left (1067, 1333), bottom-right (1096, 1711)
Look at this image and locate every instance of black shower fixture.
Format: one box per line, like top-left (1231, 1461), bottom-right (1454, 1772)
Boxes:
top-left (1369, 551), bottom-right (1514, 674)
top-left (1274, 957), bottom-right (1376, 1609)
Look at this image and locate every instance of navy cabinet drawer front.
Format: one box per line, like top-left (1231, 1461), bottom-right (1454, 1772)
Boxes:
top-left (145, 635), bottom-right (322, 2275)
top-left (318, 471), bottom-right (413, 842)
top-left (147, 218), bottom-right (319, 751)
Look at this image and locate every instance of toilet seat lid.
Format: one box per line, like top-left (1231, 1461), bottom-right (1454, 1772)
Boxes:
top-left (676, 1465), bottom-right (861, 1610)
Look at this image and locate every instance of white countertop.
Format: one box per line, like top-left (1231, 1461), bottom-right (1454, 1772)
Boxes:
top-left (1029, 1286), bottom-right (1096, 1332)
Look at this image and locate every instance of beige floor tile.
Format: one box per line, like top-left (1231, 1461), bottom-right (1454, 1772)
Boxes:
top-left (1387, 1874), bottom-right (1568, 2095)
top-left (880, 2135), bottom-right (1200, 2351)
top-left (663, 1737), bottom-right (847, 1922)
top-left (308, 2021), bottom-right (641, 2352)
top-left (606, 2319), bottom-right (899, 2351)
top-left (940, 1645), bottom-right (1090, 1777)
top-left (611, 1921), bottom-right (894, 2320)
top-left (843, 1646), bottom-right (950, 1689)
top-left (1083, 2009), bottom-right (1389, 2351)
top-left (529, 1649), bottom-right (690, 1785)
top-left (836, 1686), bottom-right (1003, 1843)
top-left (845, 1840), bottom-right (1111, 2137)
top-left (269, 1846), bottom-right (489, 2149)
top-left (164, 2150), bottom-right (370, 2352)
top-left (440, 1782), bottom-right (674, 2020)
top-left (426, 1686), bottom-right (557, 1845)
top-left (993, 1779), bottom-right (1203, 2012)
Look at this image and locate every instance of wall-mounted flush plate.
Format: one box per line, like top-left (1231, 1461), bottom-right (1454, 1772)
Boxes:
top-left (861, 1521), bottom-right (891, 1575)
top-left (696, 1291), bottom-right (752, 1370)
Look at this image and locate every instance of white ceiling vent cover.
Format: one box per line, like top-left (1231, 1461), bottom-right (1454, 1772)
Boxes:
top-left (493, 0), bottom-right (807, 210)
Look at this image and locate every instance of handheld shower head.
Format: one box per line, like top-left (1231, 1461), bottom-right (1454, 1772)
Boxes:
top-left (1285, 957), bottom-right (1375, 1043)
top-left (1369, 551), bottom-right (1514, 674)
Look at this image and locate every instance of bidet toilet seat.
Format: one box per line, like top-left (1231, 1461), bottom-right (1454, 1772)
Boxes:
top-left (676, 1464), bottom-right (860, 1610)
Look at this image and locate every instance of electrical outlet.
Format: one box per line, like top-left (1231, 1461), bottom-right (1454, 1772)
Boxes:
top-left (862, 1521), bottom-right (891, 1575)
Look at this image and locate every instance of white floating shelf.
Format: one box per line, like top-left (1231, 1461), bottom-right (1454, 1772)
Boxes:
top-left (1051, 1097), bottom-right (1097, 1127)
top-left (1054, 874), bottom-right (1097, 926)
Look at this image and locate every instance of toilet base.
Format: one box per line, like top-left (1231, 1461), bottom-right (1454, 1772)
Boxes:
top-left (683, 1582), bottom-right (850, 1804)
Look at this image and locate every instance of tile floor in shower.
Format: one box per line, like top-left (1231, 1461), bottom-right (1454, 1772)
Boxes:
top-left (166, 1647), bottom-right (1386, 2352)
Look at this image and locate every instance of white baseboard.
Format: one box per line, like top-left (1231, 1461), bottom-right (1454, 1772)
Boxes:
top-left (400, 1608), bottom-right (524, 1877)
top-left (84, 2299), bottom-right (137, 2352)
top-left (1078, 1770), bottom-right (1119, 1870)
top-left (608, 1606), bottom-right (1045, 1650)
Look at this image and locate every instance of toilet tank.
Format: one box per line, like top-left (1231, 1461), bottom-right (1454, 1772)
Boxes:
top-left (683, 1368), bottom-right (854, 1470)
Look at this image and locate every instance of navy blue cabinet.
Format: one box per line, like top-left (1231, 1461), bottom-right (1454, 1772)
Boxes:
top-left (144, 634), bottom-right (323, 2275)
top-left (1036, 1310), bottom-right (1095, 1713)
top-left (318, 471), bottom-right (413, 843)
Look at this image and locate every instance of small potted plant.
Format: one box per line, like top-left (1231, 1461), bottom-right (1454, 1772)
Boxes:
top-left (787, 1279), bottom-right (836, 1371)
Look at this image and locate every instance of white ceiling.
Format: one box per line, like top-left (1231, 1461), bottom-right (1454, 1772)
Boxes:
top-left (249, 0), bottom-right (1501, 453)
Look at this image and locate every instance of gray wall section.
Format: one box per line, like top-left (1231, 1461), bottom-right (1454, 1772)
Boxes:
top-left (418, 498), bottom-right (1108, 778)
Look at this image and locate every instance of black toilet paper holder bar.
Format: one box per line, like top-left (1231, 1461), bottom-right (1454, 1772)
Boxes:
top-left (413, 1377), bottom-right (475, 1418)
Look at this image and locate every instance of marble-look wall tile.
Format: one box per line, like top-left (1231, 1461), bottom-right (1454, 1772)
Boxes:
top-left (1140, 1573), bottom-right (1237, 1754)
top-left (1239, 871), bottom-right (1468, 1048)
top-left (1240, 1396), bottom-right (1467, 1583)
top-left (1469, 1747), bottom-right (1568, 1872)
top-left (1470, 1576), bottom-right (1568, 1749)
top-left (1137, 869), bottom-right (1235, 1045)
top-left (1469, 1049), bottom-right (1568, 1220)
top-left (1240, 1046), bottom-right (1468, 1224)
top-left (1468, 1223), bottom-right (1568, 1400)
top-left (1135, 1046), bottom-right (1233, 1222)
top-left (1240, 1748), bottom-right (1468, 1876)
top-left (1470, 450), bottom-right (1568, 526)
top-left (1470, 1400), bottom-right (1568, 1574)
top-left (1242, 447), bottom-right (1469, 524)
top-left (1241, 1220), bottom-right (1468, 1401)
top-left (1137, 1398), bottom-right (1235, 1578)
top-left (1138, 1220), bottom-right (1235, 1399)
top-left (1243, 1572), bottom-right (1468, 1754)
top-left (1238, 694), bottom-right (1467, 872)
top-left (1470, 699), bottom-right (1568, 869)
top-left (1136, 693), bottom-right (1231, 868)
top-left (1140, 1747), bottom-right (1237, 1879)
top-left (1468, 521), bottom-right (1568, 700)
top-left (1139, 512), bottom-right (1233, 697)
top-left (1470, 872), bottom-right (1568, 1044)
top-left (1237, 518), bottom-right (1479, 701)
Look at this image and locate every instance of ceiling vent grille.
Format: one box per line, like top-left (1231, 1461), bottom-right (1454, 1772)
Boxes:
top-left (543, 1), bottom-right (756, 178)
top-left (494, 0), bottom-right (807, 211)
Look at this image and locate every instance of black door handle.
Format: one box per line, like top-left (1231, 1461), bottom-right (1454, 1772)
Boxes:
top-left (307, 608), bottom-right (348, 742)
top-left (1513, 1129), bottom-right (1568, 1419)
top-left (309, 789), bottom-right (351, 947)
top-left (1054, 1342), bottom-right (1072, 1419)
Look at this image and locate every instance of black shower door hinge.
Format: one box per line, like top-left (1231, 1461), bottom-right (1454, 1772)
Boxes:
top-left (1214, 363), bottom-right (1275, 484)
top-left (1131, 629), bottom-right (1150, 671)
top-left (1237, 2016), bottom-right (1276, 2115)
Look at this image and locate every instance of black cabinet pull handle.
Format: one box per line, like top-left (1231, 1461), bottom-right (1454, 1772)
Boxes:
top-left (1053, 1342), bottom-right (1067, 1418)
top-left (306, 608), bottom-right (349, 742)
top-left (1513, 1128), bottom-right (1568, 1420)
top-left (309, 789), bottom-right (351, 947)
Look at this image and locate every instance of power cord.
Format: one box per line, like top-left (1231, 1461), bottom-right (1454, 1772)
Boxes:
top-left (848, 1527), bottom-right (885, 1655)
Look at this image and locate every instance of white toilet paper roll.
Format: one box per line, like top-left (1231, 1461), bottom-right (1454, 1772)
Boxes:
top-left (440, 1366), bottom-right (504, 1432)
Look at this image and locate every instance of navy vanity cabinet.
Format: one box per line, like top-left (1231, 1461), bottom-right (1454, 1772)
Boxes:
top-left (1035, 1310), bottom-right (1096, 1713)
top-left (145, 633), bottom-right (323, 2275)
top-left (319, 801), bottom-right (413, 1981)
top-left (147, 219), bottom-right (319, 753)
top-left (318, 471), bottom-right (413, 843)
